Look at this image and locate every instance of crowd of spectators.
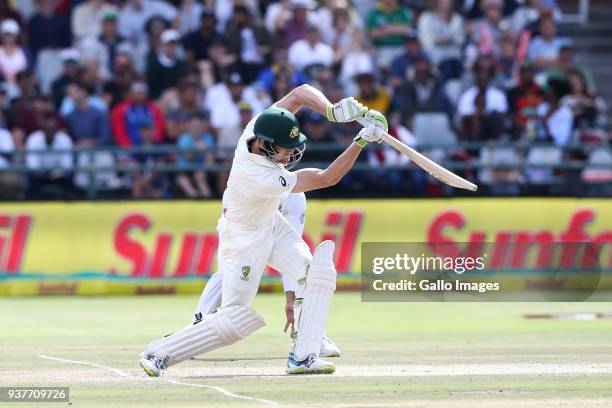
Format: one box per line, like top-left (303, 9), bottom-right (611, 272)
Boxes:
top-left (0, 0), bottom-right (609, 200)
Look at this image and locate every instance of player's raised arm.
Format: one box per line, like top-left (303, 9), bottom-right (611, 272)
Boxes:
top-left (275, 84), bottom-right (367, 122)
top-left (292, 110), bottom-right (388, 193)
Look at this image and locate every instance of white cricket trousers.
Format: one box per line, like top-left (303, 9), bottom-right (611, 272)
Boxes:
top-left (219, 211), bottom-right (312, 307)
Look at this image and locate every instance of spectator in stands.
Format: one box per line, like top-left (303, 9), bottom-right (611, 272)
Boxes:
top-left (392, 54), bottom-right (453, 120)
top-left (388, 34), bottom-right (423, 87)
top-left (204, 72), bottom-right (265, 141)
top-left (64, 80), bottom-right (110, 146)
top-left (225, 5), bottom-right (272, 83)
top-left (563, 69), bottom-right (607, 131)
top-left (8, 70), bottom-right (39, 130)
top-left (118, 0), bottom-right (177, 45)
top-left (182, 8), bottom-right (221, 64)
top-left (417, 0), bottom-right (465, 80)
top-left (355, 71), bottom-right (391, 114)
top-left (129, 119), bottom-right (167, 198)
top-left (177, 0), bottom-right (203, 36)
top-left (527, 15), bottom-right (571, 70)
top-left (176, 110), bottom-right (215, 198)
top-left (199, 39), bottom-right (237, 86)
top-left (288, 25), bottom-right (334, 71)
top-left (0, 121), bottom-right (22, 199)
top-left (216, 100), bottom-right (252, 192)
top-left (507, 63), bottom-right (544, 134)
top-left (103, 50), bottom-right (135, 108)
top-left (71, 0), bottom-right (118, 42)
top-left (146, 29), bottom-right (187, 100)
top-left (460, 90), bottom-right (514, 147)
top-left (338, 29), bottom-right (375, 96)
top-left (322, 2), bottom-right (356, 67)
top-left (0, 19), bottom-right (27, 88)
top-left (25, 111), bottom-right (74, 198)
top-left (469, 0), bottom-right (514, 58)
top-left (13, 94), bottom-right (62, 147)
top-left (256, 47), bottom-right (308, 93)
top-left (366, 0), bottom-right (415, 68)
top-left (464, 0), bottom-right (521, 20)
top-left (27, 0), bottom-right (71, 58)
top-left (547, 45), bottom-right (595, 94)
top-left (166, 73), bottom-right (203, 116)
top-left (535, 78), bottom-right (573, 145)
top-left (111, 81), bottom-right (164, 147)
top-left (458, 56), bottom-right (508, 118)
top-left (51, 48), bottom-right (81, 108)
top-left (276, 0), bottom-right (315, 47)
top-left (0, 1), bottom-right (23, 31)
top-left (97, 10), bottom-right (124, 74)
top-left (509, 0), bottom-right (562, 34)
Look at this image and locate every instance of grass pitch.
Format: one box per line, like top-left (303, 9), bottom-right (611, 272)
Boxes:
top-left (2, 293), bottom-right (612, 407)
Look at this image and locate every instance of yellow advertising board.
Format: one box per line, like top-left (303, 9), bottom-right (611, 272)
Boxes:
top-left (0, 199), bottom-right (610, 295)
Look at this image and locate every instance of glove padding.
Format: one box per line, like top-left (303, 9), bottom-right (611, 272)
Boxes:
top-left (356, 124), bottom-right (384, 144)
top-left (364, 109), bottom-right (388, 132)
top-left (327, 97), bottom-right (367, 123)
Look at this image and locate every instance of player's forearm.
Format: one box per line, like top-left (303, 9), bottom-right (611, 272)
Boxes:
top-left (320, 142), bottom-right (363, 186)
top-left (278, 84), bottom-right (333, 115)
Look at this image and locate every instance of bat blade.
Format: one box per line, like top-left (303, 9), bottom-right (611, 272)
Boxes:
top-left (356, 117), bottom-right (477, 191)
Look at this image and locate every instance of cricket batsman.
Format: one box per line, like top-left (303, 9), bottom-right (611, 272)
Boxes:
top-left (192, 192), bottom-right (342, 358)
top-left (139, 84), bottom-right (387, 375)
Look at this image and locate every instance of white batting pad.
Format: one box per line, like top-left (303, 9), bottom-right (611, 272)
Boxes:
top-left (145, 305), bottom-right (265, 368)
top-left (293, 240), bottom-right (337, 360)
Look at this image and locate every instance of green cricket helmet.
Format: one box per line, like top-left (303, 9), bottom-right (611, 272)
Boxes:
top-left (253, 107), bottom-right (307, 169)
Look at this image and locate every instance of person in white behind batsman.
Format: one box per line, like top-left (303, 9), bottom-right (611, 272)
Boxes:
top-left (140, 84), bottom-right (387, 376)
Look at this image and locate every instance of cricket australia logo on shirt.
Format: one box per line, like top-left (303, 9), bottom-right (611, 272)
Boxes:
top-left (241, 266), bottom-right (251, 281)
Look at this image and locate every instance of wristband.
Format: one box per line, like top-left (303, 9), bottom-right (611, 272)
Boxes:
top-left (354, 136), bottom-right (367, 148)
top-left (326, 104), bottom-right (336, 122)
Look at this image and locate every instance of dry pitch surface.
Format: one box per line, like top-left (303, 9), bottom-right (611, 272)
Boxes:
top-left (2, 294), bottom-right (612, 407)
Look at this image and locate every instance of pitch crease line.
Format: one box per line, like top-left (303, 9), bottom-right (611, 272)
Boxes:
top-left (37, 354), bottom-right (279, 406)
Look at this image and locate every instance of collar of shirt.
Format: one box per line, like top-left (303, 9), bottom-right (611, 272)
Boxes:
top-left (238, 134), bottom-right (279, 168)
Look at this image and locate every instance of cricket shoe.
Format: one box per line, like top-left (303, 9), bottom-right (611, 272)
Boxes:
top-left (320, 336), bottom-right (341, 358)
top-left (139, 353), bottom-right (164, 377)
top-left (286, 352), bottom-right (335, 375)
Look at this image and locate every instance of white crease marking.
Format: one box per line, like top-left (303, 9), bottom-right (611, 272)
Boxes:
top-left (37, 354), bottom-right (279, 406)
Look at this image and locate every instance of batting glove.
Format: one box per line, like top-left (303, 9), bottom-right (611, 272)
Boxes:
top-left (327, 97), bottom-right (368, 123)
top-left (354, 124), bottom-right (384, 147)
top-left (364, 109), bottom-right (389, 132)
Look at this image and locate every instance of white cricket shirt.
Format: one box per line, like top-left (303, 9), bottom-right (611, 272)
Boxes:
top-left (222, 115), bottom-right (298, 227)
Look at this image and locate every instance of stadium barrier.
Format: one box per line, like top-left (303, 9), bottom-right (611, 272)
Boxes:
top-left (0, 198), bottom-right (610, 296)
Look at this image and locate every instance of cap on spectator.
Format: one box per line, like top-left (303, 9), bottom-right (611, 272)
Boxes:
top-left (238, 100), bottom-right (252, 112)
top-left (404, 31), bottom-right (418, 41)
top-left (102, 10), bottom-right (118, 22)
top-left (161, 29), bottom-right (180, 44)
top-left (228, 72), bottom-right (243, 85)
top-left (131, 81), bottom-right (148, 93)
top-left (60, 48), bottom-right (81, 64)
top-left (290, 0), bottom-right (315, 9)
top-left (1, 19), bottom-right (19, 36)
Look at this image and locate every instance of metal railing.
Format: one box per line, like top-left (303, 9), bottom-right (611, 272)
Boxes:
top-left (0, 141), bottom-right (610, 198)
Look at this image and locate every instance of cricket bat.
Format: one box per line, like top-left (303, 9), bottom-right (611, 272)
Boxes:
top-left (356, 117), bottom-right (478, 192)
